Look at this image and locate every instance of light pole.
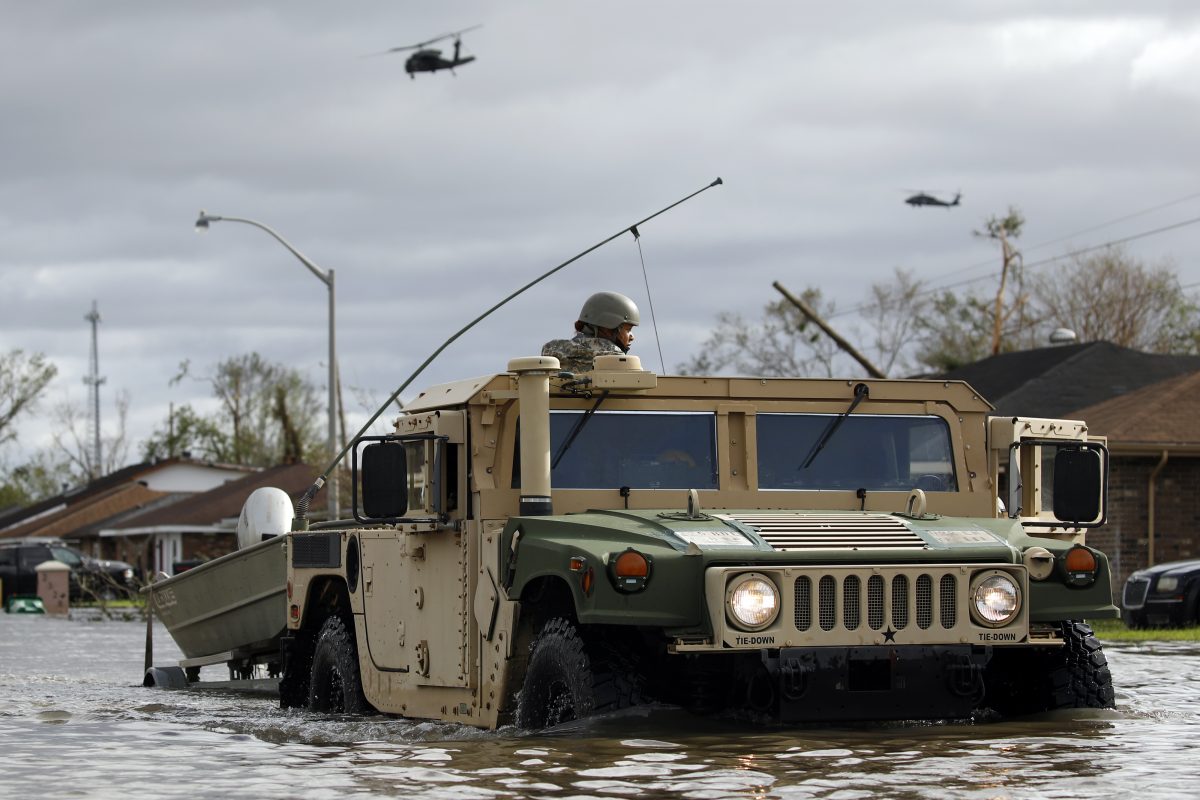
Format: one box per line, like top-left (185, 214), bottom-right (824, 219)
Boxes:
top-left (195, 211), bottom-right (340, 520)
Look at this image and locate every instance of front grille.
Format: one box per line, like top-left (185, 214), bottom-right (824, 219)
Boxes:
top-left (940, 574), bottom-right (957, 629)
top-left (1123, 577), bottom-right (1150, 609)
top-left (793, 569), bottom-right (964, 634)
top-left (720, 513), bottom-right (926, 550)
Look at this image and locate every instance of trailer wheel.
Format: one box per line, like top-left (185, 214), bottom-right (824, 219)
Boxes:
top-left (984, 620), bottom-right (1115, 716)
top-left (307, 616), bottom-right (371, 714)
top-left (515, 617), bottom-right (642, 729)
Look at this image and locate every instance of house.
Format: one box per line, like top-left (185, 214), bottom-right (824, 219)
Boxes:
top-left (942, 342), bottom-right (1200, 598)
top-left (0, 458), bottom-right (257, 559)
top-left (98, 463), bottom-right (326, 576)
top-left (1070, 371), bottom-right (1200, 589)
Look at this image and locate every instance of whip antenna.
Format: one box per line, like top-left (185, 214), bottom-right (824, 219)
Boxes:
top-left (629, 225), bottom-right (666, 374)
top-left (294, 176), bottom-right (724, 526)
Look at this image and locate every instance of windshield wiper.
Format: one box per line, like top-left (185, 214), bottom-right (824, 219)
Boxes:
top-left (800, 382), bottom-right (869, 470)
top-left (551, 390), bottom-right (609, 469)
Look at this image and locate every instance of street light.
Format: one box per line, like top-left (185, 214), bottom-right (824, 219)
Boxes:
top-left (194, 210), bottom-right (340, 520)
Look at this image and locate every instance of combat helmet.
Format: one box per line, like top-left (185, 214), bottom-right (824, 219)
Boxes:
top-left (578, 292), bottom-right (640, 330)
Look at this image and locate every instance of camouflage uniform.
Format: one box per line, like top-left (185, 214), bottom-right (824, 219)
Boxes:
top-left (541, 333), bottom-right (624, 374)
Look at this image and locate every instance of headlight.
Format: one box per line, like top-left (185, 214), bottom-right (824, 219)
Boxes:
top-left (970, 571), bottom-right (1021, 627)
top-left (726, 573), bottom-right (779, 631)
top-left (122, 568), bottom-right (134, 581)
top-left (1156, 576), bottom-right (1179, 593)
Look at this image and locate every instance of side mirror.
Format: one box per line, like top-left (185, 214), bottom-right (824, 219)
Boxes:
top-left (361, 442), bottom-right (408, 519)
top-left (1052, 447), bottom-right (1103, 525)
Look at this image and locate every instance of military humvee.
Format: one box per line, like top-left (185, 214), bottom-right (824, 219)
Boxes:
top-left (278, 354), bottom-right (1117, 728)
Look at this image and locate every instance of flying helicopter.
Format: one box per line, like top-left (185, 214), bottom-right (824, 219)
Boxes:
top-left (377, 25), bottom-right (482, 78)
top-left (904, 190), bottom-right (961, 208)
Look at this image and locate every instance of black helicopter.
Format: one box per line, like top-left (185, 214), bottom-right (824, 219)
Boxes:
top-left (904, 190), bottom-right (961, 208)
top-left (379, 25), bottom-right (482, 78)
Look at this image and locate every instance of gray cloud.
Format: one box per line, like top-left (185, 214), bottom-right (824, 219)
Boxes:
top-left (2, 1), bottom-right (1198, 465)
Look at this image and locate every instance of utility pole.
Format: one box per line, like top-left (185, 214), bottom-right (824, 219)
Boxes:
top-left (83, 300), bottom-right (106, 480)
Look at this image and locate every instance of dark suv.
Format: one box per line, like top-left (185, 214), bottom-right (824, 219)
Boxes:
top-left (0, 539), bottom-right (137, 603)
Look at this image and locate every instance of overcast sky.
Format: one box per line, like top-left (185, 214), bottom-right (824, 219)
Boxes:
top-left (3, 1), bottom-right (1200, 471)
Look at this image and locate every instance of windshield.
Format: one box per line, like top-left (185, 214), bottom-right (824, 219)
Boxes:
top-left (539, 411), bottom-right (718, 490)
top-left (758, 413), bottom-right (958, 492)
top-left (49, 546), bottom-right (83, 567)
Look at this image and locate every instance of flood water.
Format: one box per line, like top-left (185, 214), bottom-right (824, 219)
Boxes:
top-left (1, 613), bottom-right (1197, 799)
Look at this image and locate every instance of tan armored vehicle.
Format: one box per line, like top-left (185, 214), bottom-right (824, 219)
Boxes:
top-left (223, 353), bottom-right (1112, 728)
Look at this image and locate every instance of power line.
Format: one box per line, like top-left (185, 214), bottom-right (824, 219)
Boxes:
top-left (893, 189), bottom-right (1200, 290)
top-left (831, 210), bottom-right (1200, 319)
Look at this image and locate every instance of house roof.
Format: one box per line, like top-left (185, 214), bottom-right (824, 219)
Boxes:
top-left (1071, 370), bottom-right (1200, 450)
top-left (941, 341), bottom-right (1200, 419)
top-left (0, 457), bottom-right (252, 533)
top-left (103, 463), bottom-right (325, 531)
top-left (0, 482), bottom-right (172, 542)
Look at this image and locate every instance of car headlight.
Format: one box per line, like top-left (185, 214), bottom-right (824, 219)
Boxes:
top-left (1155, 576), bottom-right (1179, 593)
top-left (726, 573), bottom-right (779, 631)
top-left (970, 571), bottom-right (1021, 627)
top-left (122, 568), bottom-right (134, 581)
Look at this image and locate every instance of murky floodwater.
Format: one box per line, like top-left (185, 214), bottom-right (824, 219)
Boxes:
top-left (1, 613), bottom-right (1197, 799)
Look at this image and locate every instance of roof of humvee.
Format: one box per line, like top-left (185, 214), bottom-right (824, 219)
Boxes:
top-left (401, 370), bottom-right (993, 414)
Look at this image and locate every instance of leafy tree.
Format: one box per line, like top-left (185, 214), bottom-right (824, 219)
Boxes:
top-left (678, 272), bottom-right (933, 379)
top-left (1029, 247), bottom-right (1199, 353)
top-left (0, 350), bottom-right (57, 446)
top-left (0, 450), bottom-right (75, 508)
top-left (913, 290), bottom-right (997, 372)
top-left (677, 288), bottom-right (841, 377)
top-left (140, 403), bottom-right (228, 462)
top-left (860, 268), bottom-right (930, 376)
top-left (148, 353), bottom-right (323, 467)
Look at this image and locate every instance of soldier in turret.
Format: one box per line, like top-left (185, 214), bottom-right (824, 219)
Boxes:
top-left (541, 291), bottom-right (639, 373)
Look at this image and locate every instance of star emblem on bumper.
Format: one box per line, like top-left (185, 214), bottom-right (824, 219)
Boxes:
top-left (882, 627), bottom-right (897, 643)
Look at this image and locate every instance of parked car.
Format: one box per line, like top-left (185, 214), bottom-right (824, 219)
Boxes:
top-left (0, 538), bottom-right (137, 602)
top-left (1122, 559), bottom-right (1200, 627)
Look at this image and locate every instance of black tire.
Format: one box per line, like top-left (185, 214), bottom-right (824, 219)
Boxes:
top-left (515, 617), bottom-right (643, 729)
top-left (307, 616), bottom-right (371, 714)
top-left (984, 620), bottom-right (1114, 716)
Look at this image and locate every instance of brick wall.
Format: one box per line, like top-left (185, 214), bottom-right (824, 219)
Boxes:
top-left (1091, 454), bottom-right (1200, 600)
top-left (183, 532), bottom-right (237, 563)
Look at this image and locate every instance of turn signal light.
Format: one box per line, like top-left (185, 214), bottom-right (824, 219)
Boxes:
top-left (614, 550), bottom-right (649, 578)
top-left (608, 548), bottom-right (652, 593)
top-left (289, 604), bottom-right (300, 620)
top-left (1062, 546), bottom-right (1099, 587)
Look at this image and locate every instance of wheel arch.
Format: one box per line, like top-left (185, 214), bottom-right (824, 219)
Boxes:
top-left (299, 574), bottom-right (354, 632)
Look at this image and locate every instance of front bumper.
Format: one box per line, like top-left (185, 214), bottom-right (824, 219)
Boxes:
top-left (1126, 597), bottom-right (1190, 627)
top-left (766, 645), bottom-right (989, 722)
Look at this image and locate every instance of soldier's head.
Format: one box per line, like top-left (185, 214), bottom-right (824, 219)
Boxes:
top-left (576, 291), bottom-right (639, 352)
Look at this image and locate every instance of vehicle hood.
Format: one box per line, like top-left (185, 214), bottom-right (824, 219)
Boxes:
top-left (83, 556), bottom-right (134, 571)
top-left (528, 508), bottom-right (1020, 560)
top-left (1131, 559), bottom-right (1200, 579)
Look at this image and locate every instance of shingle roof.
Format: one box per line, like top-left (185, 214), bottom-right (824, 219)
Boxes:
top-left (0, 482), bottom-right (170, 541)
top-left (0, 457), bottom-right (250, 532)
top-left (1070, 370), bottom-right (1200, 448)
top-left (104, 463), bottom-right (325, 530)
top-left (941, 341), bottom-right (1200, 419)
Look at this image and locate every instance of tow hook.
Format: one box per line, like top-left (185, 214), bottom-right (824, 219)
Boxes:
top-left (947, 656), bottom-right (985, 698)
top-left (779, 656), bottom-right (814, 700)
